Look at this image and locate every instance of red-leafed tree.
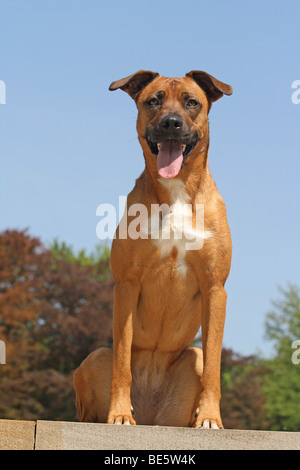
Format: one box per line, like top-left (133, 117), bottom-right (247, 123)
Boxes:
top-left (0, 229), bottom-right (114, 420)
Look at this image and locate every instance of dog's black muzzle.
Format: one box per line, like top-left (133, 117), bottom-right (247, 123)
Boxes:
top-left (146, 113), bottom-right (199, 160)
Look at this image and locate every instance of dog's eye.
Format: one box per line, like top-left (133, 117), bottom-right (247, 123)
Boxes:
top-left (147, 97), bottom-right (160, 107)
top-left (186, 99), bottom-right (199, 108)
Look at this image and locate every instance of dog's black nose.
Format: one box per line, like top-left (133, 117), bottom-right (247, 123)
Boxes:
top-left (159, 114), bottom-right (183, 130)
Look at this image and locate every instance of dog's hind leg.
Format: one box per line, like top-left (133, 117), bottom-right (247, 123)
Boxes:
top-left (73, 347), bottom-right (112, 423)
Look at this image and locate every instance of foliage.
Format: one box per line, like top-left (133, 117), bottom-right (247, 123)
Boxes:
top-left (49, 239), bottom-right (111, 280)
top-left (221, 349), bottom-right (271, 430)
top-left (262, 284), bottom-right (300, 431)
top-left (0, 229), bottom-right (114, 420)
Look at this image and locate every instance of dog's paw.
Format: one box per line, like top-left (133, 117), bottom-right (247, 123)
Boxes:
top-left (192, 407), bottom-right (223, 429)
top-left (108, 413), bottom-right (136, 425)
top-left (196, 418), bottom-right (223, 429)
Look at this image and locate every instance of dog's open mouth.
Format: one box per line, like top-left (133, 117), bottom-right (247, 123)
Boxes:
top-left (146, 137), bottom-right (198, 179)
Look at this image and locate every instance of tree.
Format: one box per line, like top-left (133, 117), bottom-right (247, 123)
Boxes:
top-left (49, 239), bottom-right (111, 280)
top-left (262, 283), bottom-right (300, 431)
top-left (221, 348), bottom-right (270, 430)
top-left (0, 229), bottom-right (114, 420)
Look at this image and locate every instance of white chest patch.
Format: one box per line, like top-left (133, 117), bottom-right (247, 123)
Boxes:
top-left (148, 178), bottom-right (212, 275)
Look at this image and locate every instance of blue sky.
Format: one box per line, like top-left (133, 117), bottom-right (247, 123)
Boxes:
top-left (0, 0), bottom-right (299, 356)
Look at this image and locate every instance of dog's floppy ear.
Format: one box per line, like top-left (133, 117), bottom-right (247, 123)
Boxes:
top-left (186, 71), bottom-right (232, 109)
top-left (109, 70), bottom-right (159, 101)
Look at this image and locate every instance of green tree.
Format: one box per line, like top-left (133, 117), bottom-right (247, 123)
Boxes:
top-left (49, 239), bottom-right (111, 280)
top-left (221, 349), bottom-right (270, 430)
top-left (263, 283), bottom-right (300, 431)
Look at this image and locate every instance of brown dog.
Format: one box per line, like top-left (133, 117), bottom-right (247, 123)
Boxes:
top-left (73, 70), bottom-right (232, 429)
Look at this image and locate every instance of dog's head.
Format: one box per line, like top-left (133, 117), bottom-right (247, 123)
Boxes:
top-left (109, 70), bottom-right (232, 179)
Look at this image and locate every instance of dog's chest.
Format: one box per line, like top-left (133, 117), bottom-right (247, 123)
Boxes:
top-left (149, 179), bottom-right (211, 275)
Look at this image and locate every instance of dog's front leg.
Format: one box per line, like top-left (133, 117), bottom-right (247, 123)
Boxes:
top-left (107, 281), bottom-right (138, 425)
top-left (195, 283), bottom-right (227, 429)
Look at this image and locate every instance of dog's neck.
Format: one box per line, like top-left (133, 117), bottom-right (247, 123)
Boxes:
top-left (142, 139), bottom-right (211, 206)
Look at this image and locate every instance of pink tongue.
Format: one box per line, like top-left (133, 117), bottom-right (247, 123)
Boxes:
top-left (157, 140), bottom-right (183, 178)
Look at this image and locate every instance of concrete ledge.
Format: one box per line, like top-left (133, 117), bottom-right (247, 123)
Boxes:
top-left (0, 419), bottom-right (36, 450)
top-left (1, 419), bottom-right (300, 450)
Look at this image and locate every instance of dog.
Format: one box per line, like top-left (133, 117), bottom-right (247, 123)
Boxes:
top-left (73, 70), bottom-right (232, 429)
